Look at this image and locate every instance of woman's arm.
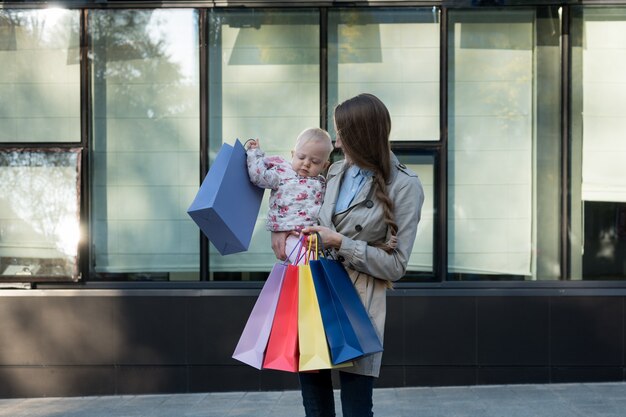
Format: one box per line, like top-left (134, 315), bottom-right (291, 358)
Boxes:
top-left (304, 179), bottom-right (424, 282)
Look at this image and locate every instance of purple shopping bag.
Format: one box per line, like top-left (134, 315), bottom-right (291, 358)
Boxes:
top-left (232, 263), bottom-right (288, 369)
top-left (187, 139), bottom-right (264, 255)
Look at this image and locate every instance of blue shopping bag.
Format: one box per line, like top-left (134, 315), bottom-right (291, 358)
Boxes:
top-left (309, 259), bottom-right (364, 365)
top-left (187, 139), bottom-right (264, 255)
top-left (315, 257), bottom-right (383, 357)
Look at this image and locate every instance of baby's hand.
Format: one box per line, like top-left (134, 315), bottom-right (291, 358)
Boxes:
top-left (246, 139), bottom-right (260, 149)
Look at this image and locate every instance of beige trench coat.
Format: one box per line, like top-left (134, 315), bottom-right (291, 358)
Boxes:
top-left (318, 153), bottom-right (424, 377)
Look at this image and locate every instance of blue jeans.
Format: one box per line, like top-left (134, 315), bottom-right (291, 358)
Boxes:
top-left (299, 370), bottom-right (374, 417)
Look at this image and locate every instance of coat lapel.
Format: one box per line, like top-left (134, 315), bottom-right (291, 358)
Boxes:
top-left (319, 162), bottom-right (345, 230)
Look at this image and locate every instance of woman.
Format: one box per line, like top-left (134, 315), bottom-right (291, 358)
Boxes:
top-left (272, 93), bottom-right (425, 417)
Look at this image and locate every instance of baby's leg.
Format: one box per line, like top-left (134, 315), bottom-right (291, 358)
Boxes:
top-left (285, 234), bottom-right (306, 265)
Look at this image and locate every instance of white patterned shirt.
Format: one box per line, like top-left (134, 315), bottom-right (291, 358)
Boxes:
top-left (246, 148), bottom-right (326, 232)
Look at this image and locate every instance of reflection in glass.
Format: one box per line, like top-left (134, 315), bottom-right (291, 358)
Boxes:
top-left (397, 154), bottom-right (434, 280)
top-left (571, 8), bottom-right (626, 280)
top-left (208, 9), bottom-right (320, 278)
top-left (328, 8), bottom-right (440, 141)
top-left (0, 9), bottom-right (80, 143)
top-left (90, 10), bottom-right (200, 280)
top-left (448, 9), bottom-right (561, 281)
top-left (0, 149), bottom-right (80, 279)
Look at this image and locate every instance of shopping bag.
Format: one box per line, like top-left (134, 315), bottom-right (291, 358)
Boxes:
top-left (187, 139), bottom-right (264, 255)
top-left (309, 259), bottom-right (364, 365)
top-left (298, 262), bottom-right (333, 371)
top-left (232, 263), bottom-right (288, 369)
top-left (262, 265), bottom-right (299, 372)
top-left (316, 257), bottom-right (383, 357)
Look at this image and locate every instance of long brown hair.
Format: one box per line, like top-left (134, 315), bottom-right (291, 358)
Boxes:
top-left (334, 93), bottom-right (398, 252)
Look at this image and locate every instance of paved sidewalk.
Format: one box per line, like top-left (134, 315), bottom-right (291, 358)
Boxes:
top-left (0, 382), bottom-right (625, 417)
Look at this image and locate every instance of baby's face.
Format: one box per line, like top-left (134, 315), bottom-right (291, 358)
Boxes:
top-left (291, 140), bottom-right (330, 177)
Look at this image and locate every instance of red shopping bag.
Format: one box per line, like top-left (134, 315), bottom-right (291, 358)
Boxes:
top-left (262, 264), bottom-right (299, 372)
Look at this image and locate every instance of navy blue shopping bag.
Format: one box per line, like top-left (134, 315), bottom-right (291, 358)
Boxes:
top-left (309, 259), bottom-right (364, 365)
top-left (187, 139), bottom-right (264, 255)
top-left (311, 257), bottom-right (383, 362)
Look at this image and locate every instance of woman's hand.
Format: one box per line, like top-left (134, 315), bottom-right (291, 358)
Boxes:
top-left (271, 231), bottom-right (290, 261)
top-left (302, 226), bottom-right (343, 250)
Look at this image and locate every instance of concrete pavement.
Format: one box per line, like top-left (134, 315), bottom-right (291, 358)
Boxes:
top-left (0, 382), bottom-right (625, 416)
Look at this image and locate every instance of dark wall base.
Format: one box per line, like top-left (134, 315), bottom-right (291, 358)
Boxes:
top-left (0, 292), bottom-right (624, 398)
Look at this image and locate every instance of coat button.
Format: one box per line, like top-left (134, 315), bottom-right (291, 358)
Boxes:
top-left (338, 255), bottom-right (345, 262)
top-left (355, 225), bottom-right (363, 232)
top-left (365, 200), bottom-right (374, 208)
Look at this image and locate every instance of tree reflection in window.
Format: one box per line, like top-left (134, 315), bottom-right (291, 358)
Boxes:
top-left (0, 149), bottom-right (80, 280)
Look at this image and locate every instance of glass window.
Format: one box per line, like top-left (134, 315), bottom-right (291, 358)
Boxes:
top-left (0, 9), bottom-right (80, 143)
top-left (448, 9), bottom-right (562, 281)
top-left (396, 153), bottom-right (435, 280)
top-left (90, 10), bottom-right (200, 281)
top-left (208, 9), bottom-right (320, 279)
top-left (328, 8), bottom-right (440, 141)
top-left (571, 7), bottom-right (626, 280)
top-left (0, 149), bottom-right (80, 280)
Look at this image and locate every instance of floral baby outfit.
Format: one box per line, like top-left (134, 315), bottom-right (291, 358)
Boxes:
top-left (246, 148), bottom-right (325, 232)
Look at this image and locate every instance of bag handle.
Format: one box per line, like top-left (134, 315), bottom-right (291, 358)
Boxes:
top-left (314, 232), bottom-right (338, 260)
top-left (304, 233), bottom-right (318, 264)
top-left (284, 234), bottom-right (306, 265)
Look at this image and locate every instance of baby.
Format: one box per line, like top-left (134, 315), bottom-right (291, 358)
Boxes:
top-left (246, 127), bottom-right (333, 264)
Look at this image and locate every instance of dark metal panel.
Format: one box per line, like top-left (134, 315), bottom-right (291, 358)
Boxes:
top-left (320, 7), bottom-right (328, 131)
top-left (0, 293), bottom-right (624, 397)
top-left (376, 366), bottom-right (405, 388)
top-left (477, 367), bottom-right (550, 385)
top-left (382, 294), bottom-right (404, 366)
top-left (438, 6), bottom-right (448, 282)
top-left (551, 367), bottom-right (624, 384)
top-left (0, 1), bottom-right (216, 8)
top-left (0, 366), bottom-right (115, 398)
top-left (259, 369), bottom-right (300, 390)
top-left (404, 296), bottom-right (476, 365)
top-left (477, 297), bottom-right (550, 366)
top-left (0, 296), bottom-right (125, 365)
top-left (189, 365), bottom-right (261, 392)
top-left (561, 5), bottom-right (571, 280)
top-left (187, 296), bottom-right (255, 365)
top-left (113, 297), bottom-right (188, 365)
top-left (551, 297), bottom-right (624, 366)
top-left (404, 365), bottom-right (476, 386)
top-left (199, 8), bottom-right (210, 281)
top-left (79, 9), bottom-right (91, 283)
top-left (18, 282), bottom-right (626, 298)
top-left (116, 366), bottom-right (188, 394)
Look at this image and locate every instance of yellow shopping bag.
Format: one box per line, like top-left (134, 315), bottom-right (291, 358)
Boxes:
top-left (298, 262), bottom-right (333, 371)
top-left (297, 235), bottom-right (353, 372)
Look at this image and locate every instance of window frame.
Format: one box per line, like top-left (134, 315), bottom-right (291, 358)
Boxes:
top-left (0, 1), bottom-right (624, 289)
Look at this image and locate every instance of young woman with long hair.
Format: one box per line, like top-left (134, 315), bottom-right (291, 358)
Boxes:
top-left (272, 93), bottom-right (425, 417)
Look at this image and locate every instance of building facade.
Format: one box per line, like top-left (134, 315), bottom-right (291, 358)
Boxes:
top-left (1, 0), bottom-right (626, 398)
